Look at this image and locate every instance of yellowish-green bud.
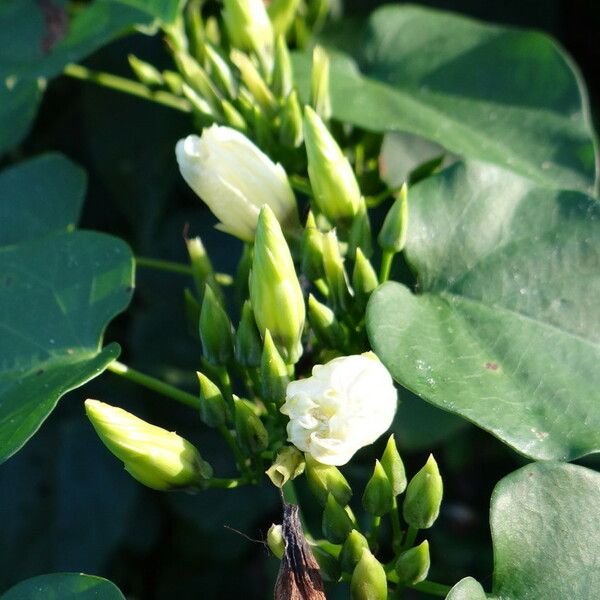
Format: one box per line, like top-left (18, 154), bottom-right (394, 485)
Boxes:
top-left (304, 105), bottom-right (361, 222)
top-left (199, 284), bottom-right (234, 366)
top-left (186, 236), bottom-right (222, 303)
top-left (266, 445), bottom-right (305, 487)
top-left (403, 454), bottom-right (443, 529)
top-left (267, 0), bottom-right (301, 38)
top-left (261, 329), bottom-right (290, 404)
top-left (223, 0), bottom-right (274, 65)
top-left (182, 83), bottom-right (217, 122)
top-left (185, 0), bottom-right (206, 63)
top-left (205, 43), bottom-right (237, 98)
top-left (323, 229), bottom-right (352, 314)
top-left (395, 540), bottom-right (430, 586)
top-left (378, 183), bottom-right (408, 253)
top-left (196, 371), bottom-right (229, 427)
top-left (352, 248), bottom-right (378, 312)
top-left (348, 199), bottom-right (373, 259)
top-left (340, 529), bottom-right (370, 574)
top-left (322, 493), bottom-right (354, 543)
top-left (310, 45), bottom-right (331, 120)
top-left (308, 294), bottom-right (346, 349)
top-left (267, 523), bottom-right (285, 559)
top-left (231, 50), bottom-right (277, 113)
top-left (301, 211), bottom-right (325, 280)
top-left (205, 15), bottom-right (221, 46)
top-left (305, 452), bottom-right (352, 506)
top-left (175, 51), bottom-right (222, 113)
top-left (252, 103), bottom-right (274, 151)
top-left (221, 99), bottom-right (248, 132)
top-left (235, 301), bottom-right (263, 368)
top-left (84, 399), bottom-right (212, 491)
top-left (351, 549), bottom-right (388, 600)
top-left (362, 460), bottom-right (394, 517)
top-left (128, 54), bottom-right (163, 86)
top-left (381, 434), bottom-right (406, 496)
top-left (273, 35), bottom-right (293, 99)
top-left (234, 397), bottom-right (269, 455)
top-left (279, 89), bottom-right (304, 148)
top-left (250, 205), bottom-right (305, 364)
top-left (163, 69), bottom-right (183, 95)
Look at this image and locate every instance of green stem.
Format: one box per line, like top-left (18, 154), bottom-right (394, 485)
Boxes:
top-left (368, 515), bottom-right (381, 548)
top-left (366, 185), bottom-right (404, 209)
top-left (409, 581), bottom-right (453, 596)
top-left (63, 63), bottom-right (192, 112)
top-left (207, 477), bottom-right (248, 489)
top-left (136, 256), bottom-right (233, 285)
top-left (218, 424), bottom-right (252, 479)
top-left (390, 497), bottom-right (403, 553)
top-left (379, 250), bottom-right (395, 283)
top-left (289, 175), bottom-right (313, 196)
top-left (401, 525), bottom-right (418, 551)
top-left (107, 360), bottom-right (200, 409)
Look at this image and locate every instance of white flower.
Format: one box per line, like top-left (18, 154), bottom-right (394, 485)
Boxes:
top-left (281, 353), bottom-right (397, 466)
top-left (175, 125), bottom-right (299, 241)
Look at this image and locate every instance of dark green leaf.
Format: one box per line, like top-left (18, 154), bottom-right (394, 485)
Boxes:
top-left (367, 161), bottom-right (600, 460)
top-left (0, 80), bottom-right (41, 156)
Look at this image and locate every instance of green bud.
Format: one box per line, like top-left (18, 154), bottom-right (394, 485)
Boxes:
top-left (311, 544), bottom-right (341, 582)
top-left (267, 523), bottom-right (285, 559)
top-left (352, 248), bottom-right (378, 312)
top-left (205, 43), bottom-right (237, 98)
top-left (310, 45), bottom-right (331, 120)
top-left (395, 540), bottom-right (430, 586)
top-left (348, 199), bottom-right (373, 260)
top-left (279, 89), bottom-right (304, 148)
top-left (378, 183), bottom-right (408, 253)
top-left (128, 54), bottom-right (163, 86)
top-left (260, 329), bottom-right (290, 405)
top-left (85, 399), bottom-right (212, 491)
top-left (199, 284), bottom-right (234, 366)
top-left (273, 35), bottom-right (293, 99)
top-left (235, 301), bottom-right (263, 368)
top-left (322, 229), bottom-right (352, 314)
top-left (196, 371), bottom-right (229, 428)
top-left (163, 69), bottom-right (184, 95)
top-left (175, 51), bottom-right (222, 113)
top-left (231, 50), bottom-right (276, 113)
top-left (301, 211), bottom-right (325, 280)
top-left (250, 205), bottom-right (306, 364)
top-left (304, 105), bottom-right (361, 222)
top-left (182, 83), bottom-right (217, 122)
top-left (252, 103), bottom-right (274, 154)
top-left (221, 99), bottom-right (248, 132)
top-left (403, 454), bottom-right (443, 529)
top-left (234, 397), bottom-right (269, 455)
top-left (322, 493), bottom-right (354, 544)
top-left (308, 294), bottom-right (346, 349)
top-left (381, 434), bottom-right (406, 496)
top-left (268, 0), bottom-right (301, 38)
top-left (205, 15), bottom-right (221, 46)
top-left (305, 453), bottom-right (352, 506)
top-left (351, 549), bottom-right (388, 600)
top-left (340, 529), bottom-right (370, 574)
top-left (265, 445), bottom-right (305, 487)
top-left (186, 236), bottom-right (222, 303)
top-left (362, 460), bottom-right (394, 517)
top-left (185, 0), bottom-right (206, 63)
top-left (223, 0), bottom-right (274, 65)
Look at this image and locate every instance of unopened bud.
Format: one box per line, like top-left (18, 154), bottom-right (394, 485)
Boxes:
top-left (322, 493), bottom-right (354, 544)
top-left (403, 454), bottom-right (443, 529)
top-left (378, 183), bottom-right (408, 253)
top-left (128, 54), bottom-right (163, 86)
top-left (261, 330), bottom-right (290, 404)
top-left (395, 540), bottom-right (430, 586)
top-left (322, 230), bottom-right (352, 313)
top-left (351, 549), bottom-right (388, 600)
top-left (310, 46), bottom-right (331, 120)
top-left (234, 398), bottom-right (269, 455)
top-left (175, 52), bottom-right (222, 113)
top-left (182, 83), bottom-right (217, 122)
top-left (362, 460), bottom-right (394, 517)
top-left (381, 434), bottom-right (406, 496)
top-left (352, 248), bottom-right (378, 312)
top-left (199, 284), bottom-right (234, 365)
top-left (197, 372), bottom-right (229, 427)
top-left (279, 89), bottom-right (304, 148)
top-left (305, 453), bottom-right (352, 506)
top-left (267, 524), bottom-right (285, 559)
top-left (273, 35), bottom-right (293, 99)
top-left (231, 50), bottom-right (276, 113)
top-left (266, 445), bottom-right (305, 487)
top-left (163, 69), bottom-right (183, 95)
top-left (205, 43), bottom-right (237, 98)
top-left (223, 0), bottom-right (274, 65)
top-left (348, 200), bottom-right (373, 259)
top-left (186, 236), bottom-right (221, 303)
top-left (308, 294), bottom-right (346, 349)
top-left (235, 301), bottom-right (262, 368)
top-left (301, 211), bottom-right (325, 280)
top-left (340, 529), bottom-right (370, 573)
top-left (183, 288), bottom-right (201, 337)
top-left (221, 99), bottom-right (248, 132)
top-left (268, 0), bottom-right (301, 38)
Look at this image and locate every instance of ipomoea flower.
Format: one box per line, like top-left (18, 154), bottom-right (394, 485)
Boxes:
top-left (175, 125), bottom-right (299, 241)
top-left (281, 353), bottom-right (397, 465)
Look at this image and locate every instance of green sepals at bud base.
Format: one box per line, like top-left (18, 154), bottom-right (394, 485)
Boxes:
top-left (223, 0), bottom-right (274, 65)
top-left (234, 397), bottom-right (269, 455)
top-left (85, 399), bottom-right (213, 491)
top-left (304, 106), bottom-right (361, 222)
top-left (351, 549), bottom-right (388, 600)
top-left (250, 205), bottom-right (305, 364)
top-left (199, 284), bottom-right (234, 366)
top-left (221, 99), bottom-right (248, 132)
top-left (352, 248), bottom-right (378, 313)
top-left (323, 230), bottom-right (352, 314)
top-left (260, 329), bottom-right (289, 405)
top-left (186, 236), bottom-right (221, 303)
top-left (301, 211), bottom-right (325, 281)
top-left (266, 445), bottom-right (305, 488)
top-left (279, 90), bottom-right (304, 148)
top-left (174, 51), bottom-right (222, 113)
top-left (311, 46), bottom-right (331, 121)
top-left (267, 523), bottom-right (285, 559)
top-left (163, 69), bottom-right (183, 95)
top-left (308, 294), bottom-right (346, 349)
top-left (362, 460), bottom-right (394, 517)
top-left (305, 453), bottom-right (352, 506)
top-left (205, 43), bottom-right (237, 98)
top-left (403, 454), bottom-right (443, 529)
top-left (268, 0), bottom-right (301, 38)
top-left (273, 35), bottom-right (293, 99)
top-left (310, 543), bottom-right (341, 582)
top-left (235, 301), bottom-right (262, 368)
top-left (378, 183), bottom-right (408, 253)
top-left (322, 493), bottom-right (354, 544)
top-left (381, 434), bottom-right (406, 496)
top-left (197, 372), bottom-right (229, 427)
top-left (231, 50), bottom-right (276, 114)
top-left (395, 540), bottom-right (430, 586)
top-left (128, 54), bottom-right (163, 86)
top-left (340, 529), bottom-right (370, 574)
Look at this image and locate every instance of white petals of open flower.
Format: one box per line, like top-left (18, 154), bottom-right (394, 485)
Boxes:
top-left (175, 125), bottom-right (299, 241)
top-left (281, 353), bottom-right (397, 466)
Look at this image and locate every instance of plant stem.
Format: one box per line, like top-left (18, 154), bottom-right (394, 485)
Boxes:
top-left (368, 515), bottom-right (381, 548)
top-left (218, 424), bottom-right (252, 479)
top-left (208, 477), bottom-right (248, 489)
top-left (409, 580), bottom-right (452, 596)
top-left (63, 63), bottom-right (192, 112)
top-left (366, 185), bottom-right (404, 209)
top-left (107, 360), bottom-right (200, 409)
top-left (401, 525), bottom-right (418, 551)
top-left (390, 497), bottom-right (403, 553)
top-left (289, 175), bottom-right (313, 196)
top-left (136, 256), bottom-right (194, 276)
top-left (379, 250), bottom-right (395, 283)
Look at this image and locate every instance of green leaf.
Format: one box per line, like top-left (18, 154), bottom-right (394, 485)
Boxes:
top-left (367, 161), bottom-right (600, 461)
top-left (1, 573), bottom-right (126, 599)
top-left (446, 577), bottom-right (487, 600)
top-left (0, 79), bottom-right (42, 155)
top-left (297, 5), bottom-right (597, 192)
top-left (0, 153), bottom-right (86, 244)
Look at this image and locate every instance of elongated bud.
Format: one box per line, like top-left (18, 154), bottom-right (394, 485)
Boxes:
top-left (395, 540), bottom-right (430, 586)
top-left (323, 230), bottom-right (352, 314)
top-left (268, 0), bottom-right (301, 38)
top-left (403, 454), bottom-right (443, 529)
top-left (205, 43), bottom-right (237, 98)
top-left (183, 288), bottom-right (201, 337)
top-left (128, 54), bottom-right (163, 86)
top-left (175, 52), bottom-right (222, 113)
top-left (205, 15), bottom-right (221, 46)
top-left (235, 301), bottom-right (262, 368)
top-left (352, 248), bottom-right (378, 312)
top-left (85, 399), bottom-right (212, 490)
top-left (250, 205), bottom-right (305, 364)
top-left (362, 460), bottom-right (394, 517)
top-left (221, 99), bottom-right (248, 132)
top-left (273, 35), bottom-right (293, 98)
top-left (197, 371), bottom-right (229, 427)
top-left (279, 89), bottom-right (304, 148)
top-left (234, 397), bottom-right (269, 455)
top-left (231, 50), bottom-right (276, 113)
top-left (308, 294), bottom-right (346, 349)
top-left (261, 329), bottom-right (290, 404)
top-left (311, 544), bottom-right (341, 582)
top-left (266, 445), bottom-right (305, 487)
top-left (223, 0), bottom-right (274, 65)
top-left (378, 183), bottom-right (408, 253)
top-left (304, 106), bottom-right (361, 222)
top-left (185, 0), bottom-right (206, 62)
top-left (381, 434), bottom-right (406, 496)
top-left (340, 529), bottom-right (370, 574)
top-left (186, 236), bottom-right (221, 303)
top-left (305, 453), bottom-right (352, 506)
top-left (322, 493), bottom-right (354, 543)
top-left (311, 46), bottom-right (331, 120)
top-left (163, 69), bottom-right (183, 94)
top-left (199, 284), bottom-right (234, 365)
top-left (182, 83), bottom-right (217, 122)
top-left (267, 524), bottom-right (285, 559)
top-left (348, 199), bottom-right (373, 259)
top-left (351, 549), bottom-right (388, 600)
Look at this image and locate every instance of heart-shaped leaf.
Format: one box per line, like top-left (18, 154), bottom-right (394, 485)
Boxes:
top-left (1, 573), bottom-right (125, 599)
top-left (367, 161), bottom-right (600, 460)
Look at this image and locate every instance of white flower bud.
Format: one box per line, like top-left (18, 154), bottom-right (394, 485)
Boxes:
top-left (281, 353), bottom-right (397, 465)
top-left (176, 125), bottom-right (299, 241)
